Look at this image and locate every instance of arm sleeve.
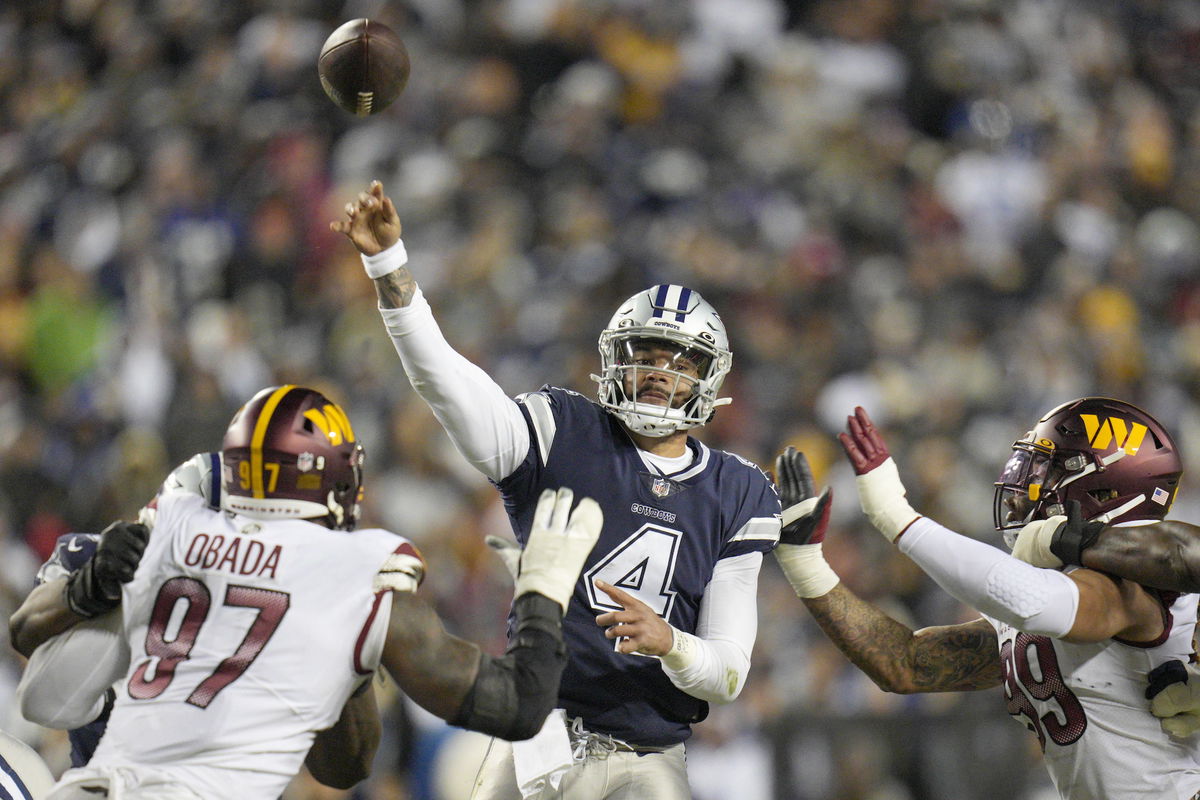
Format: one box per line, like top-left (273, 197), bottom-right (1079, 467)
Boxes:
top-left (898, 517), bottom-right (1080, 638)
top-left (378, 288), bottom-right (530, 483)
top-left (659, 552), bottom-right (761, 704)
top-left (16, 610), bottom-right (130, 729)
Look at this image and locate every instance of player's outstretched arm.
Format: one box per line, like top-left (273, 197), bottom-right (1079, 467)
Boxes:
top-left (809, 590), bottom-right (1004, 693)
top-left (9, 520), bottom-right (148, 657)
top-left (330, 181), bottom-right (529, 484)
top-left (304, 681), bottom-right (381, 789)
top-left (9, 578), bottom-right (80, 658)
top-left (1015, 508), bottom-right (1200, 592)
top-left (771, 447), bottom-right (1002, 692)
top-left (839, 407), bottom-right (1166, 644)
top-left (381, 488), bottom-right (602, 740)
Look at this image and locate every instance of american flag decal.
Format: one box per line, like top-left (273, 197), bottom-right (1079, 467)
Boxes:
top-left (1152, 487), bottom-right (1170, 505)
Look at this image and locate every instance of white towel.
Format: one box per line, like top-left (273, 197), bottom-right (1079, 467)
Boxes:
top-left (511, 709), bottom-right (573, 800)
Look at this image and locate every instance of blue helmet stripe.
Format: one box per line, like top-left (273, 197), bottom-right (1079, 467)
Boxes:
top-left (652, 284), bottom-right (670, 318)
top-left (674, 286), bottom-right (691, 322)
top-left (207, 452), bottom-right (222, 509)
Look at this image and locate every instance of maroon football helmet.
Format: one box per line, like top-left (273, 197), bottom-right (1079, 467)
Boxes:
top-left (221, 385), bottom-right (364, 530)
top-left (993, 397), bottom-right (1182, 542)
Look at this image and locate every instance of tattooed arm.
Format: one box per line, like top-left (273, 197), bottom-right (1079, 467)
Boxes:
top-left (374, 268), bottom-right (417, 309)
top-left (804, 584), bottom-right (1003, 693)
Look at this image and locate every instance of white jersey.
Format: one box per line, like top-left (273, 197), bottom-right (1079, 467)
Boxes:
top-left (987, 591), bottom-right (1200, 800)
top-left (77, 491), bottom-right (407, 799)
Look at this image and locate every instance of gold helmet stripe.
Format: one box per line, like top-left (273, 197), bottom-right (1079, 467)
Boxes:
top-left (250, 385), bottom-right (296, 498)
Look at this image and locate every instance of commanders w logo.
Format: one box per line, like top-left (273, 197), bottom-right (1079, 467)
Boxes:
top-left (304, 405), bottom-right (356, 445)
top-left (1079, 414), bottom-right (1148, 454)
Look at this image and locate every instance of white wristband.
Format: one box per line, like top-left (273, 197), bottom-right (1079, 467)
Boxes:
top-left (661, 626), bottom-right (701, 670)
top-left (856, 458), bottom-right (920, 542)
top-left (361, 239), bottom-right (408, 279)
top-left (774, 543), bottom-right (840, 598)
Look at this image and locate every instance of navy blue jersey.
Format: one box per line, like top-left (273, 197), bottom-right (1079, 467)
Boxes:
top-left (35, 533), bottom-right (111, 767)
top-left (497, 387), bottom-right (780, 746)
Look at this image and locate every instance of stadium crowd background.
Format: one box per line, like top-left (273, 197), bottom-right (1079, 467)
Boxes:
top-left (2, 0), bottom-right (1199, 798)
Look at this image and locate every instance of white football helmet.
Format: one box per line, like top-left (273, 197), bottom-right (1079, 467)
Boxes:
top-left (592, 285), bottom-right (732, 437)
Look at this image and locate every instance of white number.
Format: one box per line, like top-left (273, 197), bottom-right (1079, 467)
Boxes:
top-left (585, 524), bottom-right (682, 617)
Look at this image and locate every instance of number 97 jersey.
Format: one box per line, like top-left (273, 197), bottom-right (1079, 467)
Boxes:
top-left (988, 591), bottom-right (1200, 800)
top-left (86, 491), bottom-right (408, 799)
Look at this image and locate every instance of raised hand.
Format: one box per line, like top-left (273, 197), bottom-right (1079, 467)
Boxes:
top-left (485, 535), bottom-right (522, 582)
top-left (65, 520), bottom-right (150, 618)
top-left (514, 488), bottom-right (603, 612)
top-left (329, 180), bottom-right (402, 256)
top-left (838, 406), bottom-right (891, 475)
top-left (594, 580), bottom-right (673, 656)
top-left (837, 406), bottom-right (920, 543)
top-left (775, 446), bottom-right (832, 547)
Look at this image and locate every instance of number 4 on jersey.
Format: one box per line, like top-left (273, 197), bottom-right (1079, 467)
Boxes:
top-left (585, 524), bottom-right (682, 618)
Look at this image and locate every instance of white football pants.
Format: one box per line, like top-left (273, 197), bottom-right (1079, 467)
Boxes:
top-left (46, 767), bottom-right (206, 800)
top-left (470, 736), bottom-right (690, 800)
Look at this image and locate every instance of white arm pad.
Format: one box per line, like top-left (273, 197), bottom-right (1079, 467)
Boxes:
top-left (379, 288), bottom-right (530, 482)
top-left (899, 517), bottom-right (1079, 638)
top-left (17, 610), bottom-right (130, 729)
top-left (856, 458), bottom-right (921, 542)
top-left (659, 552), bottom-right (760, 703)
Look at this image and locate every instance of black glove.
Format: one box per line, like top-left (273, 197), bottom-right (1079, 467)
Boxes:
top-left (775, 446), bottom-right (833, 546)
top-left (1048, 500), bottom-right (1107, 567)
top-left (65, 521), bottom-right (150, 618)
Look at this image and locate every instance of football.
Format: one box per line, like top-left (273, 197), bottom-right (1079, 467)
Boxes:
top-left (317, 19), bottom-right (410, 116)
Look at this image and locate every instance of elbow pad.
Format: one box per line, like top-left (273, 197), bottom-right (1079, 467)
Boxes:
top-left (982, 558), bottom-right (1079, 638)
top-left (451, 593), bottom-right (566, 741)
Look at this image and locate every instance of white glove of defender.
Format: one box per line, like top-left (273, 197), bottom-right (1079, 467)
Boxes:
top-left (1151, 662), bottom-right (1200, 738)
top-left (514, 488), bottom-right (603, 612)
top-left (1010, 515), bottom-right (1067, 569)
top-left (485, 535), bottom-right (522, 582)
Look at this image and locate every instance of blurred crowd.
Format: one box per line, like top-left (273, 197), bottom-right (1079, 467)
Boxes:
top-left (2, 0), bottom-right (1199, 798)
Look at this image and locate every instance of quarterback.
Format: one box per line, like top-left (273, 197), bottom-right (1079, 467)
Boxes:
top-left (775, 400), bottom-right (1200, 799)
top-left (333, 181), bottom-right (780, 799)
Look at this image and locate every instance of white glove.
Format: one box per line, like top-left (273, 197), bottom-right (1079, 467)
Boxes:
top-left (1010, 516), bottom-right (1067, 569)
top-left (1150, 661), bottom-right (1200, 738)
top-left (485, 535), bottom-right (522, 582)
top-left (374, 548), bottom-right (427, 593)
top-left (514, 488), bottom-right (603, 612)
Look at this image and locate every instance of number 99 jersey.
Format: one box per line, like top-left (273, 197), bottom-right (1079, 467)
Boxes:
top-left (498, 386), bottom-right (780, 746)
top-left (987, 590), bottom-right (1200, 799)
top-left (82, 491), bottom-right (410, 799)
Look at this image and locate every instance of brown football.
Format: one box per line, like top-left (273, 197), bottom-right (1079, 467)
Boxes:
top-left (317, 19), bottom-right (410, 116)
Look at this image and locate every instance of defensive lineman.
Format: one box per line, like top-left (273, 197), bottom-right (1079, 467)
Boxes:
top-left (775, 400), bottom-right (1200, 799)
top-left (35, 385), bottom-right (601, 800)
